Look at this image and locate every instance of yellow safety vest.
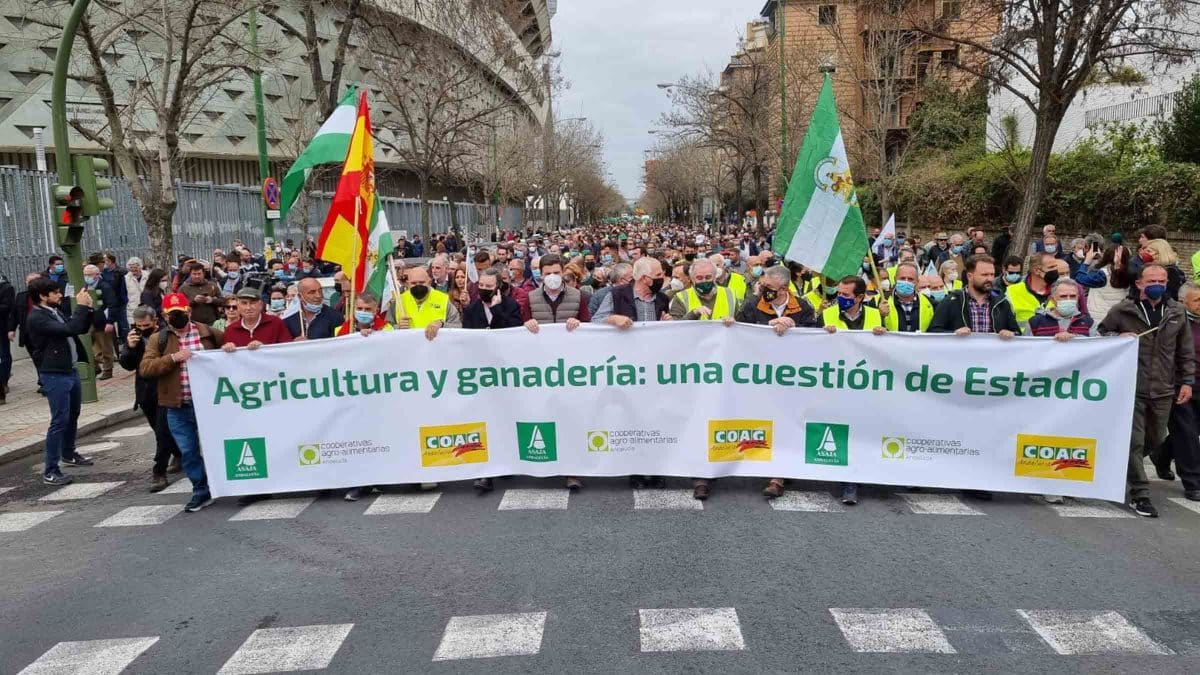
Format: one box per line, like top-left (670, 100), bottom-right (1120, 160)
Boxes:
top-left (396, 289), bottom-right (450, 328)
top-left (683, 287), bottom-right (734, 320)
top-left (884, 294), bottom-right (934, 333)
top-left (725, 273), bottom-right (747, 300)
top-left (1006, 280), bottom-right (1049, 326)
top-left (804, 289), bottom-right (833, 313)
top-left (822, 304), bottom-right (883, 330)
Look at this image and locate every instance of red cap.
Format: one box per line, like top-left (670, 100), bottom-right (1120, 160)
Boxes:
top-left (162, 292), bottom-right (189, 313)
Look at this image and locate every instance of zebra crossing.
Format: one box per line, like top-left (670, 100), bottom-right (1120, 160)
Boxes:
top-left (12, 606), bottom-right (1195, 673)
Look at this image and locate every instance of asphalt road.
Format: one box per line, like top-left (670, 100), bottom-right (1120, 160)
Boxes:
top-left (3, 420), bottom-right (1200, 674)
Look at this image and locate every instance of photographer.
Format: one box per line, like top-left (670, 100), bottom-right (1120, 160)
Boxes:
top-left (118, 306), bottom-right (182, 491)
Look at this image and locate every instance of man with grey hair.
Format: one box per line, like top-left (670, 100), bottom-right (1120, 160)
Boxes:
top-left (590, 262), bottom-right (633, 318)
top-left (83, 263), bottom-right (119, 379)
top-left (124, 257), bottom-right (148, 325)
top-left (669, 258), bottom-right (740, 322)
top-left (429, 254), bottom-right (450, 292)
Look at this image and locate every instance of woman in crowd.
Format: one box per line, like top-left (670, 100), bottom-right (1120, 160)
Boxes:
top-left (140, 268), bottom-right (168, 316)
top-left (212, 297), bottom-right (239, 331)
top-left (1073, 243), bottom-right (1133, 325)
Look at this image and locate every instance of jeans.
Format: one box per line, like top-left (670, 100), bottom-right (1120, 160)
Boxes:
top-left (140, 398), bottom-right (181, 476)
top-left (42, 371), bottom-right (82, 476)
top-left (166, 404), bottom-right (209, 498)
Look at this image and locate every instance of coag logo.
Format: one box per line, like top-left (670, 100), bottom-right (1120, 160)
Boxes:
top-left (586, 430), bottom-right (611, 453)
top-left (805, 422), bottom-right (849, 466)
top-left (224, 437), bottom-right (268, 480)
top-left (298, 444), bottom-right (321, 467)
top-left (1014, 433), bottom-right (1096, 482)
top-left (707, 419), bottom-right (773, 462)
top-left (516, 422), bottom-right (557, 462)
top-left (419, 422), bottom-right (488, 467)
top-left (881, 437), bottom-right (906, 459)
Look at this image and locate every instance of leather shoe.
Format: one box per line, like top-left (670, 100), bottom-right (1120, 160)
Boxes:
top-left (1185, 490), bottom-right (1200, 501)
top-left (150, 475), bottom-right (168, 493)
top-left (1155, 465), bottom-right (1176, 481)
top-left (692, 483), bottom-right (710, 500)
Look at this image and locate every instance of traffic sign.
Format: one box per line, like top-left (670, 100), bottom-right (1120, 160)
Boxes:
top-left (262, 177), bottom-right (281, 210)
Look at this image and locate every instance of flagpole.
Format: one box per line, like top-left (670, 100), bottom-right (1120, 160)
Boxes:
top-left (387, 253), bottom-right (406, 321)
top-left (347, 195), bottom-right (360, 325)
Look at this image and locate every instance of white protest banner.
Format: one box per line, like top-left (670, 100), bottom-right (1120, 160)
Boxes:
top-left (188, 323), bottom-right (1136, 501)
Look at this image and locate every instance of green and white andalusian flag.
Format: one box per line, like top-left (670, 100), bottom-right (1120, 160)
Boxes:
top-left (365, 197), bottom-right (396, 305)
top-left (279, 88), bottom-right (359, 222)
top-left (774, 74), bottom-right (868, 282)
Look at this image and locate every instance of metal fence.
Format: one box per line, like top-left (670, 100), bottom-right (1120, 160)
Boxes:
top-left (0, 168), bottom-right (527, 290)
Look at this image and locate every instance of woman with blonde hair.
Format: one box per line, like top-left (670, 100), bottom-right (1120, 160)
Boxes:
top-left (1140, 238), bottom-right (1186, 300)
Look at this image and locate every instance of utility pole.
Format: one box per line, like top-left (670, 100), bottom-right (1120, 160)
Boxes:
top-left (50, 0), bottom-right (98, 404)
top-left (248, 6), bottom-right (275, 256)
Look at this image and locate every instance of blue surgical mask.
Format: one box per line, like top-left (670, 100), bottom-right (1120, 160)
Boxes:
top-left (895, 280), bottom-right (915, 296)
top-left (751, 266), bottom-right (763, 277)
top-left (1056, 299), bottom-right (1079, 317)
top-left (269, 298), bottom-right (285, 310)
top-left (85, 276), bottom-right (98, 287)
top-left (931, 289), bottom-right (947, 302)
top-left (1005, 272), bottom-right (1021, 284)
top-left (354, 310), bottom-right (375, 324)
top-left (53, 264), bottom-right (65, 274)
top-left (1044, 245), bottom-right (1057, 254)
top-left (532, 269), bottom-right (542, 282)
top-left (227, 271), bottom-right (240, 280)
top-left (274, 270), bottom-right (285, 278)
top-left (1145, 283), bottom-right (1167, 301)
top-left (952, 245), bottom-right (965, 254)
top-left (303, 301), bottom-right (323, 313)
top-left (836, 296), bottom-right (856, 312)
top-left (515, 251), bottom-right (524, 259)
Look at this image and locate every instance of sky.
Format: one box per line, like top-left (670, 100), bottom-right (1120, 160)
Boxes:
top-left (552, 0), bottom-right (758, 201)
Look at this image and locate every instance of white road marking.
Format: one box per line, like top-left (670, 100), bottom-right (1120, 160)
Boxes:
top-left (899, 493), bottom-right (985, 516)
top-left (1018, 610), bottom-right (1173, 655)
top-left (217, 623), bottom-right (354, 674)
top-left (1043, 499), bottom-right (1135, 518)
top-left (1167, 497), bottom-right (1200, 515)
top-left (432, 611), bottom-right (547, 661)
top-left (74, 441), bottom-right (121, 454)
top-left (363, 493), bottom-right (441, 515)
top-left (639, 607), bottom-right (745, 652)
top-left (633, 489), bottom-right (703, 510)
top-left (0, 511), bottom-right (64, 533)
top-left (498, 488), bottom-right (569, 510)
top-left (18, 636), bottom-right (159, 675)
top-left (228, 497), bottom-right (314, 521)
top-left (0, 486), bottom-right (14, 496)
top-left (769, 491), bottom-right (845, 512)
top-left (1143, 459), bottom-right (1169, 482)
top-left (39, 481), bottom-right (124, 501)
top-left (94, 505), bottom-right (181, 528)
top-left (159, 480), bottom-right (195, 495)
top-left (830, 608), bottom-right (956, 653)
top-left (103, 427), bottom-right (153, 439)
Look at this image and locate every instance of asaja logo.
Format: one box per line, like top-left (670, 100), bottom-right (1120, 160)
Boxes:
top-left (1015, 433), bottom-right (1096, 482)
top-left (419, 422), bottom-right (488, 467)
top-left (517, 422), bottom-right (557, 462)
top-left (707, 419), bottom-right (773, 462)
top-left (586, 430), bottom-right (610, 453)
top-left (298, 444), bottom-right (321, 467)
top-left (224, 437), bottom-right (268, 480)
top-left (805, 422), bottom-right (849, 466)
top-left (881, 437), bottom-right (906, 459)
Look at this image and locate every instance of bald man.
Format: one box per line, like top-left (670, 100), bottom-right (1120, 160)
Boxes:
top-left (285, 277), bottom-right (342, 340)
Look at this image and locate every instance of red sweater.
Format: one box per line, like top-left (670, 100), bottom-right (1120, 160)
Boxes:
top-left (222, 313), bottom-right (294, 346)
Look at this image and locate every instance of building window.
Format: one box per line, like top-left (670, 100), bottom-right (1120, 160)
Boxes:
top-left (942, 1), bottom-right (962, 19)
top-left (818, 5), bottom-right (837, 26)
top-left (940, 48), bottom-right (959, 67)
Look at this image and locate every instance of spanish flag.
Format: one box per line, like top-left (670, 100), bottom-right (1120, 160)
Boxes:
top-left (316, 91), bottom-right (375, 291)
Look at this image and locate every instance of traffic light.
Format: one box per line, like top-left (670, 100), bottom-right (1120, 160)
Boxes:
top-left (53, 184), bottom-right (85, 247)
top-left (74, 155), bottom-right (114, 216)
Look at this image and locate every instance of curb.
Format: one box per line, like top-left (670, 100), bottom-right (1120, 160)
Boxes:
top-left (0, 406), bottom-right (142, 467)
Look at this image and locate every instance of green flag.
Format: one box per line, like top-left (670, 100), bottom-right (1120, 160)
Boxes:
top-left (774, 74), bottom-right (868, 282)
top-left (279, 88), bottom-right (359, 222)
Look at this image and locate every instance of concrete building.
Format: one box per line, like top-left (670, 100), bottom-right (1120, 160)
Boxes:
top-left (0, 0), bottom-right (553, 199)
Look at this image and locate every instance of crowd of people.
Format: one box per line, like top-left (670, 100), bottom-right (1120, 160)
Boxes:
top-left (4, 219), bottom-right (1198, 518)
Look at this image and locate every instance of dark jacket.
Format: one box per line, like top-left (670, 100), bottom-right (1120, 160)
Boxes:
top-left (88, 279), bottom-right (120, 330)
top-left (463, 295), bottom-right (523, 329)
top-left (610, 283), bottom-right (669, 321)
top-left (0, 276), bottom-right (14, 335)
top-left (11, 290), bottom-right (34, 347)
top-left (929, 289), bottom-right (1022, 334)
top-left (118, 333), bottom-right (156, 410)
top-left (736, 293), bottom-right (817, 327)
top-left (139, 323), bottom-right (224, 408)
top-left (1099, 297), bottom-right (1195, 399)
top-left (27, 304), bottom-right (93, 373)
top-left (103, 267), bottom-right (128, 308)
top-left (284, 306), bottom-right (342, 340)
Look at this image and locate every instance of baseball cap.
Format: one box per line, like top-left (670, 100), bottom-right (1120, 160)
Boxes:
top-left (162, 292), bottom-right (189, 313)
top-left (235, 286), bottom-right (263, 300)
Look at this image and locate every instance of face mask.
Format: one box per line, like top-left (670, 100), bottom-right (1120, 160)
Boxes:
top-left (354, 310), bottom-right (375, 324)
top-left (543, 273), bottom-right (563, 291)
top-left (601, 255), bottom-right (614, 264)
top-left (837, 296), bottom-right (856, 312)
top-left (515, 251), bottom-right (524, 259)
top-left (895, 280), bottom-right (916, 296)
top-left (1056, 299), bottom-right (1079, 317)
top-left (167, 312), bottom-right (189, 329)
top-left (695, 280), bottom-right (716, 295)
top-left (53, 264), bottom-right (65, 274)
top-left (684, 253), bottom-right (696, 262)
top-left (952, 245), bottom-right (964, 254)
top-left (274, 270), bottom-right (285, 278)
top-left (823, 285), bottom-right (838, 297)
top-left (1144, 283), bottom-right (1167, 301)
top-left (479, 288), bottom-right (496, 302)
top-left (883, 238), bottom-right (893, 246)
top-left (532, 269), bottom-right (542, 282)
top-left (302, 266), bottom-right (313, 273)
top-left (1074, 250), bottom-right (1085, 260)
top-left (1042, 270), bottom-right (1060, 286)
top-left (668, 278), bottom-right (684, 292)
top-left (862, 262), bottom-right (871, 273)
top-left (946, 273), bottom-right (959, 283)
top-left (137, 327), bottom-right (155, 337)
top-left (227, 271), bottom-right (241, 281)
top-left (1044, 245), bottom-right (1058, 254)
top-left (410, 284), bottom-right (430, 301)
top-left (761, 288), bottom-right (779, 303)
top-left (930, 289), bottom-right (947, 302)
top-left (160, 281), bottom-right (169, 291)
top-left (269, 298), bottom-right (285, 310)
top-left (1140, 251), bottom-right (1155, 263)
top-left (585, 261), bottom-right (595, 271)
top-left (303, 301), bottom-right (323, 313)
top-left (84, 276), bottom-right (98, 287)
top-left (649, 277), bottom-right (665, 295)
top-left (751, 266), bottom-right (763, 277)
top-left (1005, 272), bottom-right (1021, 284)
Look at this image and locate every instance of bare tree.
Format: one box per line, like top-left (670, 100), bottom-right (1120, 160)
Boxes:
top-left (261, 0), bottom-right (364, 119)
top-left (913, 0), bottom-right (1199, 254)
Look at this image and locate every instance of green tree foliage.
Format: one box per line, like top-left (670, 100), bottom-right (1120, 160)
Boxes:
top-left (1159, 73), bottom-right (1200, 165)
top-left (906, 80), bottom-right (988, 157)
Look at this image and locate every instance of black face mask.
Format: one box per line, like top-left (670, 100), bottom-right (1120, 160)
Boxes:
top-left (478, 288), bottom-right (496, 302)
top-left (800, 272), bottom-right (813, 282)
top-left (167, 312), bottom-right (189, 329)
top-left (410, 284), bottom-right (429, 300)
top-left (499, 281), bottom-right (511, 294)
top-left (1043, 270), bottom-right (1060, 286)
top-left (684, 253), bottom-right (696, 262)
top-left (585, 261), bottom-right (595, 271)
top-left (649, 277), bottom-right (665, 295)
top-left (762, 288), bottom-right (779, 303)
top-left (137, 327), bottom-right (155, 338)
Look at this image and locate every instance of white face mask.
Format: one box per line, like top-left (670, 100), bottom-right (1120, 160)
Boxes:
top-left (668, 278), bottom-right (684, 292)
top-left (543, 273), bottom-right (563, 291)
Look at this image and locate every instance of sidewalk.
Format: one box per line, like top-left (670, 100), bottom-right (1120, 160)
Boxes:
top-left (0, 357), bottom-right (140, 465)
